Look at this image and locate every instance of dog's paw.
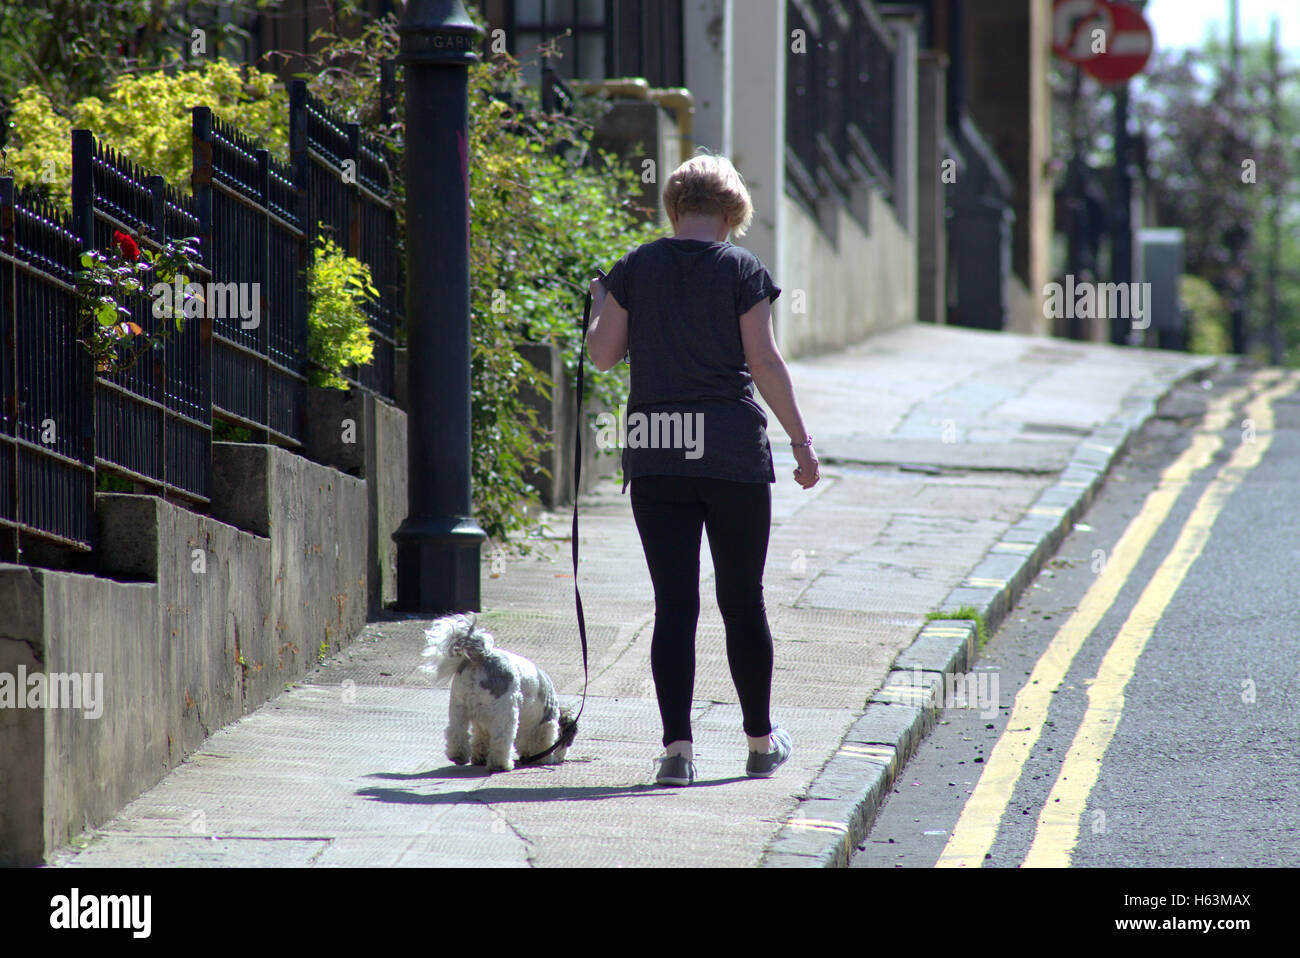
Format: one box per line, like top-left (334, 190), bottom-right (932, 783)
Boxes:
top-left (487, 757), bottom-right (515, 772)
top-left (447, 750), bottom-right (471, 765)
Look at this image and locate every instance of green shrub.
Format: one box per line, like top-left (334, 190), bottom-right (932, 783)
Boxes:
top-left (307, 235), bottom-right (377, 389)
top-left (96, 472), bottom-right (134, 493)
top-left (3, 59), bottom-right (286, 209)
top-left (213, 420), bottom-right (254, 443)
top-left (1181, 274), bottom-right (1231, 355)
top-left (0, 0), bottom-right (278, 116)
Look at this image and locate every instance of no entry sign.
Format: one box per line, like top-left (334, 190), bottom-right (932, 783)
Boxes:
top-left (1052, 0), bottom-right (1154, 83)
top-left (1053, 0), bottom-right (1114, 63)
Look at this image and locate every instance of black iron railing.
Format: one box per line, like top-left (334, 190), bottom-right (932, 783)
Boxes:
top-left (786, 0), bottom-right (896, 215)
top-left (194, 105), bottom-right (308, 446)
top-left (786, 0), bottom-right (823, 204)
top-left (72, 130), bottom-right (213, 505)
top-left (291, 80), bottom-right (400, 400)
top-left (849, 0), bottom-right (896, 193)
top-left (3, 75), bottom-right (403, 558)
top-left (0, 179), bottom-right (96, 555)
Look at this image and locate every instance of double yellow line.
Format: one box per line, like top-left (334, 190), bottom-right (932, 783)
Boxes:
top-left (937, 369), bottom-right (1298, 868)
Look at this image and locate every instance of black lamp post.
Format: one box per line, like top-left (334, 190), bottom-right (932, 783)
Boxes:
top-left (393, 0), bottom-right (485, 613)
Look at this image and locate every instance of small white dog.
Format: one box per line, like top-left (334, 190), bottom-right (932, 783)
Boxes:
top-left (421, 614), bottom-right (575, 771)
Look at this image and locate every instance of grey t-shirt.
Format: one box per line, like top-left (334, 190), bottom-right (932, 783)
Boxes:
top-left (602, 237), bottom-right (781, 488)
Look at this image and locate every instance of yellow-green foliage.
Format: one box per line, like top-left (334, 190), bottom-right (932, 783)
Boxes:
top-left (1181, 274), bottom-right (1232, 355)
top-left (307, 235), bottom-right (377, 389)
top-left (4, 59), bottom-right (287, 210)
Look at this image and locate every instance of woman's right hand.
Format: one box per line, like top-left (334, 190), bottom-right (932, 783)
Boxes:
top-left (792, 444), bottom-right (820, 489)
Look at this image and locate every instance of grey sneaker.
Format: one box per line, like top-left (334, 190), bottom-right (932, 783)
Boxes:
top-left (746, 728), bottom-right (792, 778)
top-left (654, 753), bottom-right (697, 786)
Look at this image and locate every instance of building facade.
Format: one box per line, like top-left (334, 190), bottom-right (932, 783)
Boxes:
top-left (483, 0), bottom-right (1053, 353)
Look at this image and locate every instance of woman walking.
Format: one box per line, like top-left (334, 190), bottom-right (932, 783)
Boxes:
top-left (586, 152), bottom-right (819, 786)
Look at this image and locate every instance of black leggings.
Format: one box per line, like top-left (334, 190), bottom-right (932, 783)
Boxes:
top-left (629, 474), bottom-right (775, 745)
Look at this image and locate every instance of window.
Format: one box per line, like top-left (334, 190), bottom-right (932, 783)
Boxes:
top-left (502, 0), bottom-right (684, 88)
top-left (512, 0), bottom-right (609, 86)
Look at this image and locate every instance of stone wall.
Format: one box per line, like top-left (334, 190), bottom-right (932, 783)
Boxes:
top-left (0, 442), bottom-right (367, 865)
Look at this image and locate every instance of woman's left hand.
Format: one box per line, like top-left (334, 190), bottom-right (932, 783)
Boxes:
top-left (793, 444), bottom-right (820, 489)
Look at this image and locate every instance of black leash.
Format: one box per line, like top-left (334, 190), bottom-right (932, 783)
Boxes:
top-left (516, 283), bottom-right (594, 764)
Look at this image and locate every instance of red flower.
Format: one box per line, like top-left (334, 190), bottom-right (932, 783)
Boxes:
top-left (112, 230), bottom-right (140, 262)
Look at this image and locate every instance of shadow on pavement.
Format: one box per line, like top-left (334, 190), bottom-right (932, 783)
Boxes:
top-left (356, 775), bottom-right (751, 805)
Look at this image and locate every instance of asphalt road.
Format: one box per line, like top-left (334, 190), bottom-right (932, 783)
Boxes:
top-left (852, 364), bottom-right (1300, 869)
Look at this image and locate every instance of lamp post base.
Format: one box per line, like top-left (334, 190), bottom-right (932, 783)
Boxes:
top-left (393, 516), bottom-right (486, 613)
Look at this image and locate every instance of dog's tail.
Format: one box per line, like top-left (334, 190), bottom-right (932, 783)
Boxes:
top-left (557, 706), bottom-right (579, 749)
top-left (420, 613), bottom-right (495, 687)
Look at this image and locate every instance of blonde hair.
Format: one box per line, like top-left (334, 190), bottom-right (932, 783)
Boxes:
top-left (662, 151), bottom-right (755, 238)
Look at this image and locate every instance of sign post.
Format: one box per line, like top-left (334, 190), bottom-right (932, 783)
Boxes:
top-left (1051, 0), bottom-right (1155, 344)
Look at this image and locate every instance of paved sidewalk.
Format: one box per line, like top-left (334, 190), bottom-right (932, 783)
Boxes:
top-left (49, 325), bottom-right (1215, 868)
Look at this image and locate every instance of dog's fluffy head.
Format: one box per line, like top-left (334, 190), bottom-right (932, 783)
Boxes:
top-left (421, 613), bottom-right (495, 687)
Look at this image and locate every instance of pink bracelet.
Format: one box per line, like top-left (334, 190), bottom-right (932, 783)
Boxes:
top-left (791, 435), bottom-right (813, 448)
